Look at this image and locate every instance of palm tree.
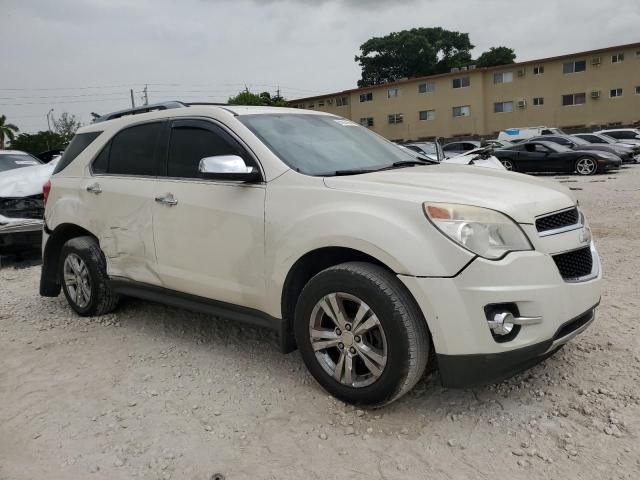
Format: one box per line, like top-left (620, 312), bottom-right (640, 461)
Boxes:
top-left (0, 115), bottom-right (20, 149)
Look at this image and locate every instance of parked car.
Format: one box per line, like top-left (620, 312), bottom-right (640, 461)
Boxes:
top-left (493, 141), bottom-right (621, 174)
top-left (36, 148), bottom-right (65, 163)
top-left (403, 142), bottom-right (504, 170)
top-left (403, 142), bottom-right (440, 161)
top-left (526, 135), bottom-right (632, 163)
top-left (595, 128), bottom-right (640, 146)
top-left (442, 140), bottom-right (480, 156)
top-left (573, 133), bottom-right (640, 163)
top-left (497, 126), bottom-right (564, 143)
top-left (486, 139), bottom-right (515, 149)
top-left (41, 102), bottom-right (603, 406)
top-left (0, 150), bottom-right (56, 252)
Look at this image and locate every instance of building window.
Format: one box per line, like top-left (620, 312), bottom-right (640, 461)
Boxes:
top-left (388, 113), bottom-right (403, 124)
top-left (533, 97), bottom-right (544, 106)
top-left (318, 100), bottom-right (325, 107)
top-left (418, 82), bottom-right (435, 94)
top-left (610, 88), bottom-right (623, 98)
top-left (493, 72), bottom-right (513, 84)
top-left (562, 93), bottom-right (586, 106)
top-left (452, 105), bottom-right (471, 117)
top-left (308, 103), bottom-right (314, 109)
top-left (359, 117), bottom-right (374, 127)
top-left (494, 101), bottom-right (514, 113)
top-left (387, 88), bottom-right (400, 98)
top-left (533, 65), bottom-right (545, 75)
top-left (359, 92), bottom-right (373, 102)
top-left (611, 53), bottom-right (624, 63)
top-left (452, 77), bottom-right (470, 89)
top-left (336, 96), bottom-right (348, 107)
top-left (636, 86), bottom-right (640, 95)
top-left (563, 60), bottom-right (587, 74)
top-left (419, 110), bottom-right (435, 121)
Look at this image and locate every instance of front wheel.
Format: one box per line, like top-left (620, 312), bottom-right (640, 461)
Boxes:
top-left (59, 236), bottom-right (119, 316)
top-left (500, 159), bottom-right (514, 171)
top-left (294, 262), bottom-right (430, 407)
top-left (575, 157), bottom-right (597, 175)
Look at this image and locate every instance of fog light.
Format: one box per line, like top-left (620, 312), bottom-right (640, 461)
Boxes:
top-left (487, 311), bottom-right (516, 336)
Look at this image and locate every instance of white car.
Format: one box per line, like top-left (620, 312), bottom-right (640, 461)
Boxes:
top-left (595, 128), bottom-right (640, 146)
top-left (498, 126), bottom-right (564, 143)
top-left (40, 103), bottom-right (603, 406)
top-left (0, 150), bottom-right (57, 252)
top-left (402, 142), bottom-right (505, 170)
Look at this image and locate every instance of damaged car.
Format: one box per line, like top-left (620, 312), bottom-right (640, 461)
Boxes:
top-left (0, 150), bottom-right (56, 252)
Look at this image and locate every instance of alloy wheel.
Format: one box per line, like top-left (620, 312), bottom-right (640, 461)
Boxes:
top-left (501, 160), bottom-right (514, 171)
top-left (576, 158), bottom-right (596, 175)
top-left (63, 253), bottom-right (92, 308)
top-left (309, 292), bottom-right (388, 388)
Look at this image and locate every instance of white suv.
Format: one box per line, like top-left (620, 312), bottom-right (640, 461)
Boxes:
top-left (40, 103), bottom-right (603, 406)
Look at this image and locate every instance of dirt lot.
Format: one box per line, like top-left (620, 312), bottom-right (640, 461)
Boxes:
top-left (1, 166), bottom-right (639, 480)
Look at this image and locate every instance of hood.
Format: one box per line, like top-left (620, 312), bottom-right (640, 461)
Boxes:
top-left (324, 164), bottom-right (575, 223)
top-left (574, 144), bottom-right (625, 155)
top-left (0, 161), bottom-right (56, 197)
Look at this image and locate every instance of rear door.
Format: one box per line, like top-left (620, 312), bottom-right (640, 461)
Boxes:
top-left (84, 121), bottom-right (163, 284)
top-left (150, 118), bottom-right (266, 310)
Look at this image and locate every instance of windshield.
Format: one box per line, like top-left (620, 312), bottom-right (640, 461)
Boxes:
top-left (409, 143), bottom-right (438, 155)
top-left (570, 136), bottom-right (590, 146)
top-left (238, 113), bottom-right (423, 175)
top-left (0, 153), bottom-right (42, 173)
top-left (598, 134), bottom-right (617, 144)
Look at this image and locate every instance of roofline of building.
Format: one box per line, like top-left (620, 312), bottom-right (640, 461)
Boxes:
top-left (289, 41), bottom-right (640, 103)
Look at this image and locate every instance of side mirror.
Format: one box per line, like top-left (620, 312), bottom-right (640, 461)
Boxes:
top-left (198, 155), bottom-right (261, 182)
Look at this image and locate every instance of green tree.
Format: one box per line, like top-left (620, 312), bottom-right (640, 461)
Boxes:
top-left (355, 27), bottom-right (475, 87)
top-left (475, 46), bottom-right (516, 68)
top-left (227, 89), bottom-right (288, 107)
top-left (52, 112), bottom-right (81, 144)
top-left (9, 131), bottom-right (66, 155)
top-left (0, 115), bottom-right (20, 150)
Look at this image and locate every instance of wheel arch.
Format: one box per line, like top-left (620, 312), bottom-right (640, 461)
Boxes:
top-left (278, 246), bottom-right (428, 354)
top-left (40, 223), bottom-right (98, 297)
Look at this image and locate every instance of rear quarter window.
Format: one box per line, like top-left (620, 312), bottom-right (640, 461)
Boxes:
top-left (53, 131), bottom-right (103, 174)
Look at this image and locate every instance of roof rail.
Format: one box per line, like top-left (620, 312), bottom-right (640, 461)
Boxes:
top-left (93, 101), bottom-right (187, 123)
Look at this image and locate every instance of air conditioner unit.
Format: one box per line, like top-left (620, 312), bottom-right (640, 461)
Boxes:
top-left (591, 90), bottom-right (601, 99)
top-left (451, 67), bottom-right (460, 72)
top-left (517, 99), bottom-right (527, 108)
top-left (517, 69), bottom-right (526, 77)
top-left (591, 57), bottom-right (602, 65)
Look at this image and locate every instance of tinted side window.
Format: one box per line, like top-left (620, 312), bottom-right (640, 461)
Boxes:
top-left (167, 124), bottom-right (242, 178)
top-left (53, 131), bottom-right (102, 174)
top-left (443, 144), bottom-right (456, 151)
top-left (92, 143), bottom-right (110, 174)
top-left (108, 122), bottom-right (162, 176)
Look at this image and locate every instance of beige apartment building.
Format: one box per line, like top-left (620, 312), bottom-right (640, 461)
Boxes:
top-left (290, 42), bottom-right (640, 141)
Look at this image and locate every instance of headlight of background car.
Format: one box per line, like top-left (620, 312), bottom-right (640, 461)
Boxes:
top-left (423, 202), bottom-right (532, 259)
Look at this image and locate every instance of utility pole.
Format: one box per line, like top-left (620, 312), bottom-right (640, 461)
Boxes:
top-left (46, 108), bottom-right (54, 150)
top-left (143, 84), bottom-right (149, 106)
top-left (130, 89), bottom-right (136, 108)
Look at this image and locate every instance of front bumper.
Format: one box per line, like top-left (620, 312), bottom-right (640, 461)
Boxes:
top-left (0, 218), bottom-right (43, 250)
top-left (399, 243), bottom-right (603, 387)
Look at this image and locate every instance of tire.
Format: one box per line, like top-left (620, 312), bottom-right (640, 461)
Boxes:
top-left (575, 157), bottom-right (597, 175)
top-left (59, 236), bottom-right (119, 316)
top-left (294, 261), bottom-right (430, 407)
top-left (500, 159), bottom-right (515, 171)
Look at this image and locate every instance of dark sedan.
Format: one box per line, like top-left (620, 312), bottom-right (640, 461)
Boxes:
top-left (527, 134), bottom-right (632, 163)
top-left (493, 141), bottom-right (622, 175)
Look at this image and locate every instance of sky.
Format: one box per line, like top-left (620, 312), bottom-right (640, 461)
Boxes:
top-left (1, 0), bottom-right (639, 133)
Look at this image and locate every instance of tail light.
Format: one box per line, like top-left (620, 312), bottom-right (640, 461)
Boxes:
top-left (43, 180), bottom-right (51, 206)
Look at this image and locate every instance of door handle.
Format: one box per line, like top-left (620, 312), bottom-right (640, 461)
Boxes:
top-left (154, 193), bottom-right (178, 206)
top-left (86, 183), bottom-right (102, 194)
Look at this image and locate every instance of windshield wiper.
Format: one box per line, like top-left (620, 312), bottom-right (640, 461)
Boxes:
top-left (332, 167), bottom-right (381, 176)
top-left (331, 158), bottom-right (436, 176)
top-left (390, 159), bottom-right (437, 167)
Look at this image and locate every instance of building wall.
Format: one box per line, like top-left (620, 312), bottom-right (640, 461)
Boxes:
top-left (293, 44), bottom-right (640, 140)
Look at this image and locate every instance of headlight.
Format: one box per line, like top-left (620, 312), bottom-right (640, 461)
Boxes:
top-left (423, 203), bottom-right (532, 259)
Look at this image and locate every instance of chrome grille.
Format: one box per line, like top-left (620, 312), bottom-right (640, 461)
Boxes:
top-left (536, 207), bottom-right (579, 234)
top-left (552, 246), bottom-right (593, 281)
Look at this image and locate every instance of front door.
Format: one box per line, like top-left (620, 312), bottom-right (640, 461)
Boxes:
top-left (151, 119), bottom-right (266, 311)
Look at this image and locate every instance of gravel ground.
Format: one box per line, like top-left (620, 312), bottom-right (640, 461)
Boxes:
top-left (1, 165), bottom-right (639, 480)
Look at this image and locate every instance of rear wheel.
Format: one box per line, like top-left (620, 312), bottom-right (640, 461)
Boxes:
top-left (294, 262), bottom-right (430, 407)
top-left (500, 159), bottom-right (514, 171)
top-left (575, 157), bottom-right (597, 175)
top-left (60, 236), bottom-right (119, 316)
